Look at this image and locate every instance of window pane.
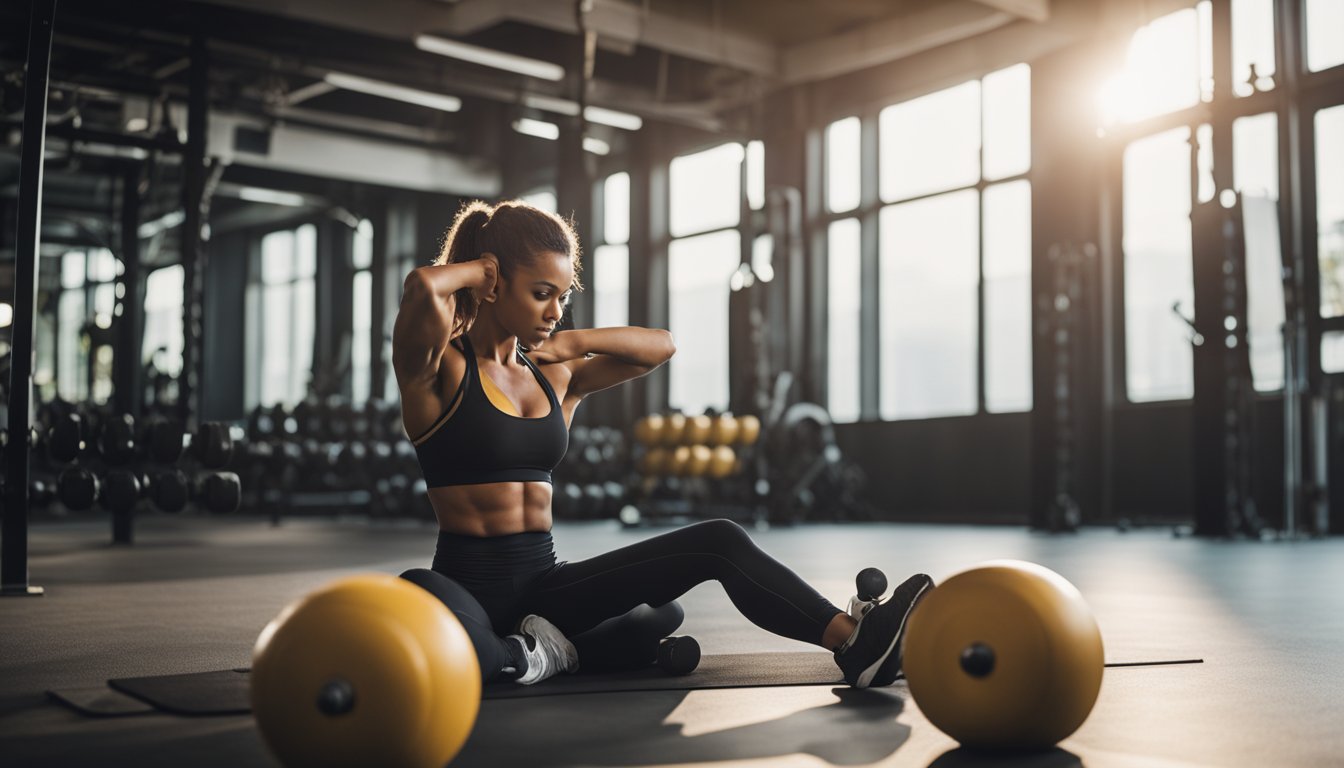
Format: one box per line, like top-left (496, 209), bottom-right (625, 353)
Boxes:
top-left (57, 291), bottom-right (86, 402)
top-left (1099, 7), bottom-right (1205, 125)
top-left (1232, 0), bottom-right (1275, 96)
top-left (827, 219), bottom-right (862, 423)
top-left (670, 143), bottom-right (743, 237)
top-left (523, 188), bottom-right (557, 214)
top-left (879, 190), bottom-right (979, 419)
top-left (593, 244), bottom-right (629, 328)
top-left (262, 231), bottom-right (294, 284)
top-left (1323, 331), bottom-right (1344, 373)
top-left (880, 81), bottom-right (980, 201)
top-left (1124, 127), bottom-right (1194, 402)
top-left (668, 230), bottom-right (739, 413)
top-left (296, 224), bottom-right (317, 278)
top-left (752, 233), bottom-right (774, 283)
top-left (144, 266), bottom-right (184, 378)
top-left (292, 278), bottom-right (315, 405)
top-left (1306, 0), bottom-right (1344, 72)
top-left (1318, 105), bottom-right (1344, 318)
top-left (262, 284), bottom-right (292, 407)
top-left (93, 284), bottom-right (114, 329)
top-left (984, 180), bottom-right (1033, 413)
top-left (983, 63), bottom-right (1031, 180)
top-left (352, 271), bottom-right (372, 404)
top-left (1234, 112), bottom-right (1279, 200)
top-left (826, 117), bottom-right (861, 213)
top-left (90, 249), bottom-right (117, 282)
top-left (747, 140), bottom-right (765, 210)
top-left (1197, 123), bottom-right (1215, 203)
top-left (353, 219), bottom-right (374, 270)
top-left (62, 251), bottom-right (85, 289)
top-left (1242, 196), bottom-right (1285, 391)
top-left (603, 172), bottom-right (630, 245)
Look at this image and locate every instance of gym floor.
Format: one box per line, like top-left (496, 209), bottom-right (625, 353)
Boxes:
top-left (1, 516), bottom-right (1340, 767)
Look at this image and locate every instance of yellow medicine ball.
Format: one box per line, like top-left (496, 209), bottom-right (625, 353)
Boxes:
top-left (662, 413), bottom-right (688, 446)
top-left (709, 415), bottom-right (739, 446)
top-left (736, 414), bottom-right (761, 446)
top-left (902, 560), bottom-right (1104, 751)
top-left (684, 415), bottom-right (713, 445)
top-left (708, 445), bottom-right (737, 478)
top-left (251, 574), bottom-right (481, 768)
top-left (634, 415), bottom-right (663, 446)
top-left (687, 445), bottom-right (713, 476)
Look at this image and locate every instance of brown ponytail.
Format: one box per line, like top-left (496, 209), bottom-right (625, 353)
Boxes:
top-left (435, 199), bottom-right (584, 338)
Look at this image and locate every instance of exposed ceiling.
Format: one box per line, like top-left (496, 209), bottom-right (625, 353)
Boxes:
top-left (1, 0), bottom-right (1101, 267)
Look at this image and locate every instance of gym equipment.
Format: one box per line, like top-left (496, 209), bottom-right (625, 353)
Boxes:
top-left (57, 466), bottom-right (100, 511)
top-left (96, 413), bottom-right (137, 466)
top-left (903, 560), bottom-right (1104, 751)
top-left (736, 414), bottom-right (761, 446)
top-left (251, 574), bottom-right (480, 768)
top-left (684, 415), bottom-right (712, 445)
top-left (191, 422), bottom-right (234, 470)
top-left (634, 414), bottom-right (663, 445)
top-left (708, 446), bottom-right (736, 479)
top-left (709, 414), bottom-right (739, 446)
top-left (656, 636), bottom-right (701, 676)
top-left (661, 413), bottom-right (687, 446)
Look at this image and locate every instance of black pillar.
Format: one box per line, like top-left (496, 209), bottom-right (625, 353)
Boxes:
top-left (113, 168), bottom-right (144, 420)
top-left (2, 0), bottom-right (57, 597)
top-left (178, 33), bottom-right (207, 429)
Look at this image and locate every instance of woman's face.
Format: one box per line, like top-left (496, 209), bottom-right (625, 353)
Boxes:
top-left (496, 250), bottom-right (575, 346)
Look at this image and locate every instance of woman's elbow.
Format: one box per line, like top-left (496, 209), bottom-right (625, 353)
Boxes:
top-left (660, 330), bottom-right (676, 363)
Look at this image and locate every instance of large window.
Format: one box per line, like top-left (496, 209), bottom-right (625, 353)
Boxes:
top-left (667, 143), bottom-right (745, 413)
top-left (1097, 3), bottom-right (1212, 126)
top-left (593, 172), bottom-right (630, 329)
top-left (668, 230), bottom-right (739, 414)
top-left (143, 265), bottom-right (184, 385)
top-left (247, 224), bottom-right (316, 409)
top-left (827, 218), bottom-right (861, 422)
top-left (874, 63), bottom-right (1032, 420)
top-left (879, 191), bottom-right (980, 419)
top-left (1233, 113), bottom-right (1284, 392)
top-left (1318, 105), bottom-right (1344, 321)
top-left (1306, 0), bottom-right (1344, 73)
top-left (56, 248), bottom-right (119, 403)
top-left (351, 219), bottom-right (373, 404)
top-left (1123, 127), bottom-right (1195, 402)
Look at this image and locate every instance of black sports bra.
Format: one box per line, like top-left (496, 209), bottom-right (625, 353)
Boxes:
top-left (411, 334), bottom-right (569, 487)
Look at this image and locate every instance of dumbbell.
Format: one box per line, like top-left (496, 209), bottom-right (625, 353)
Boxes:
top-left (195, 471), bottom-right (242, 513)
top-left (141, 417), bottom-right (186, 465)
top-left (47, 412), bottom-right (86, 464)
top-left (845, 567), bottom-right (888, 621)
top-left (57, 466), bottom-right (100, 510)
top-left (96, 413), bottom-right (137, 466)
top-left (146, 468), bottom-right (190, 513)
top-left (656, 636), bottom-right (701, 675)
top-left (191, 422), bottom-right (234, 469)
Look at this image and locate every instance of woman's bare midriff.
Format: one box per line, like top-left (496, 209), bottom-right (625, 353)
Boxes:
top-left (427, 481), bottom-right (555, 536)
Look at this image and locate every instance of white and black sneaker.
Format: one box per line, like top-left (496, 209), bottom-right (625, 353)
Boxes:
top-left (509, 614), bottom-right (579, 685)
top-left (833, 573), bottom-right (935, 688)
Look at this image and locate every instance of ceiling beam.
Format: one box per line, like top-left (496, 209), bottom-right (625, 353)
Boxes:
top-left (444, 0), bottom-right (777, 76)
top-left (780, 0), bottom-right (1018, 85)
top-left (970, 0), bottom-right (1050, 23)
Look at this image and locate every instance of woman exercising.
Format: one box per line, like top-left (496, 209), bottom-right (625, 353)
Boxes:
top-left (393, 199), bottom-right (933, 687)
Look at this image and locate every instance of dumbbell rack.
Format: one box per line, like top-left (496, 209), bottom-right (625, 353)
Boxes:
top-left (10, 401), bottom-right (242, 544)
top-left (622, 413), bottom-right (766, 528)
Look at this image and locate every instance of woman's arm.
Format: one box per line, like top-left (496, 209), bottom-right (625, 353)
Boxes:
top-left (392, 261), bottom-right (495, 384)
top-left (530, 327), bottom-right (676, 399)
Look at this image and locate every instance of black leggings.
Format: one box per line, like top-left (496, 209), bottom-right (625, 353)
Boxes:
top-left (400, 519), bottom-right (842, 683)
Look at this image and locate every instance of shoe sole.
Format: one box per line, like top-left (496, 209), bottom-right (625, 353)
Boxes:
top-left (854, 576), bottom-right (934, 688)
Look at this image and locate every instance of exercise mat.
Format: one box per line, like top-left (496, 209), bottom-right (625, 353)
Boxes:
top-left (52, 653), bottom-right (1203, 716)
top-left (47, 686), bottom-right (155, 717)
top-left (52, 653), bottom-right (842, 716)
